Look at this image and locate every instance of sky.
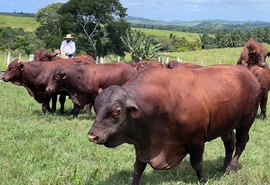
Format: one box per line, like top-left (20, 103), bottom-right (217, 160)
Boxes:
top-left (0, 0), bottom-right (269, 22)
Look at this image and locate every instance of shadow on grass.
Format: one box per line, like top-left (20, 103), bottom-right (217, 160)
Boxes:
top-left (87, 156), bottom-right (243, 185)
top-left (32, 108), bottom-right (96, 120)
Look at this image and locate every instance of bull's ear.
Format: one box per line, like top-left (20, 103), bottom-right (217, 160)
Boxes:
top-left (267, 52), bottom-right (270, 57)
top-left (126, 99), bottom-right (142, 119)
top-left (18, 63), bottom-right (24, 71)
top-left (98, 88), bottom-right (103, 94)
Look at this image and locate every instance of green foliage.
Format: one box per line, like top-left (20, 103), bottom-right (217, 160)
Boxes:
top-left (0, 27), bottom-right (45, 55)
top-left (35, 3), bottom-right (63, 49)
top-left (121, 29), bottom-right (161, 61)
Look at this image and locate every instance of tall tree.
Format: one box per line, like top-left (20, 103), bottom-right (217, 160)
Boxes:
top-left (36, 3), bottom-right (63, 49)
top-left (58, 0), bottom-right (129, 57)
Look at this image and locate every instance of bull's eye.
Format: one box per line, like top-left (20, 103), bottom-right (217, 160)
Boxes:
top-left (110, 107), bottom-right (121, 118)
top-left (55, 75), bottom-right (60, 80)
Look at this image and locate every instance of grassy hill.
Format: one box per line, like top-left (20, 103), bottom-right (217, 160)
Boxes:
top-left (0, 14), bottom-right (40, 32)
top-left (132, 27), bottom-right (200, 41)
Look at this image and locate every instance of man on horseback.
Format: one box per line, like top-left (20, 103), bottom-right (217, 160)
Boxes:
top-left (60, 34), bottom-right (76, 58)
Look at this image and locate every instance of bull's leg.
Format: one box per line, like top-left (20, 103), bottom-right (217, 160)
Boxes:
top-left (71, 104), bottom-right (81, 118)
top-left (59, 92), bottom-right (66, 114)
top-left (221, 131), bottom-right (235, 169)
top-left (131, 158), bottom-right (147, 185)
top-left (42, 97), bottom-right (51, 114)
top-left (83, 103), bottom-right (92, 114)
top-left (260, 93), bottom-right (268, 120)
top-left (51, 94), bottom-right (57, 113)
top-left (187, 143), bottom-right (207, 184)
top-left (228, 128), bottom-right (250, 172)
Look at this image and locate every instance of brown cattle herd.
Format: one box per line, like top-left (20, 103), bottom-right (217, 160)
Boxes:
top-left (2, 38), bottom-right (270, 184)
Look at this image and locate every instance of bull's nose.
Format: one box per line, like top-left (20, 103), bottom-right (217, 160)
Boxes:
top-left (87, 134), bottom-right (99, 142)
top-left (46, 87), bottom-right (51, 92)
top-left (2, 77), bottom-right (7, 82)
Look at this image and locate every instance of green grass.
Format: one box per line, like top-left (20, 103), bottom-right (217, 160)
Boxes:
top-left (132, 27), bottom-right (200, 41)
top-left (1, 71), bottom-right (270, 184)
top-left (0, 15), bottom-right (40, 32)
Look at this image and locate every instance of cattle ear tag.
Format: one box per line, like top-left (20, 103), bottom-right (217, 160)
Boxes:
top-left (98, 88), bottom-right (103, 94)
top-left (62, 73), bottom-right (67, 79)
top-left (126, 99), bottom-right (142, 119)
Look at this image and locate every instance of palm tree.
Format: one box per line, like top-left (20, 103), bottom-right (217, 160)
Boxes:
top-left (121, 30), bottom-right (161, 62)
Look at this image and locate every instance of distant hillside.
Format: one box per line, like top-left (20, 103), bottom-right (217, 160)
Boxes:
top-left (0, 13), bottom-right (39, 32)
top-left (127, 16), bottom-right (270, 33)
top-left (126, 16), bottom-right (270, 27)
top-left (132, 28), bottom-right (200, 41)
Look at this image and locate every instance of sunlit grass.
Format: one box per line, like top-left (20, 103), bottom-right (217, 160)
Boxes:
top-left (0, 15), bottom-right (40, 32)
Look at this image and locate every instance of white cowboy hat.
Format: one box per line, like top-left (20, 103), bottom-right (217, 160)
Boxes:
top-left (64, 34), bottom-right (74, 39)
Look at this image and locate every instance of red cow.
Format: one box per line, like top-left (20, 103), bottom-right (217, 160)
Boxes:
top-left (249, 65), bottom-right (270, 119)
top-left (88, 65), bottom-right (260, 184)
top-left (34, 49), bottom-right (61, 61)
top-left (2, 56), bottom-right (94, 114)
top-left (45, 62), bottom-right (137, 117)
top-left (166, 61), bottom-right (202, 69)
top-left (134, 60), bottom-right (166, 71)
top-left (237, 38), bottom-right (270, 68)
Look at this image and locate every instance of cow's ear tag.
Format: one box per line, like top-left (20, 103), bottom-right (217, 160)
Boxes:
top-left (98, 88), bottom-right (103, 94)
top-left (62, 73), bottom-right (66, 79)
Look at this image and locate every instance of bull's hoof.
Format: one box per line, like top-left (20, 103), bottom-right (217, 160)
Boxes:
top-left (199, 177), bottom-right (208, 184)
top-left (260, 114), bottom-right (266, 120)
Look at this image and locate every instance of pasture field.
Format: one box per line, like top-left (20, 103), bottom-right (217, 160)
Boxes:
top-left (1, 72), bottom-right (270, 185)
top-left (133, 27), bottom-right (200, 41)
top-left (0, 15), bottom-right (40, 32)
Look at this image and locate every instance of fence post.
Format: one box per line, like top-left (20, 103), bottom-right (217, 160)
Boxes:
top-left (6, 51), bottom-right (11, 68)
top-left (29, 54), bottom-right (34, 61)
top-left (118, 56), bottom-right (120, 63)
top-left (4, 51), bottom-right (7, 68)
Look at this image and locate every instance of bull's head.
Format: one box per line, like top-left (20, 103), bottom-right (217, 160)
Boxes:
top-left (2, 59), bottom-right (24, 85)
top-left (46, 67), bottom-right (66, 94)
top-left (248, 50), bottom-right (268, 68)
top-left (87, 86), bottom-right (142, 148)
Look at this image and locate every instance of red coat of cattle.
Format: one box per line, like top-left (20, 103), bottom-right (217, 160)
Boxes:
top-left (2, 56), bottom-right (95, 114)
top-left (34, 49), bottom-right (61, 61)
top-left (249, 65), bottom-right (270, 119)
top-left (134, 60), bottom-right (166, 71)
top-left (166, 61), bottom-right (202, 69)
top-left (88, 65), bottom-right (260, 184)
top-left (45, 62), bottom-right (137, 117)
top-left (237, 38), bottom-right (270, 68)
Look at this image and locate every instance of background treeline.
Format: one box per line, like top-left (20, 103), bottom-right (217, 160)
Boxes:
top-left (1, 7), bottom-right (270, 58)
top-left (132, 20), bottom-right (270, 34)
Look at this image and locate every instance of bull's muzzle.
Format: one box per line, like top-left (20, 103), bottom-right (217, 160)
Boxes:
top-left (87, 134), bottom-right (99, 143)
